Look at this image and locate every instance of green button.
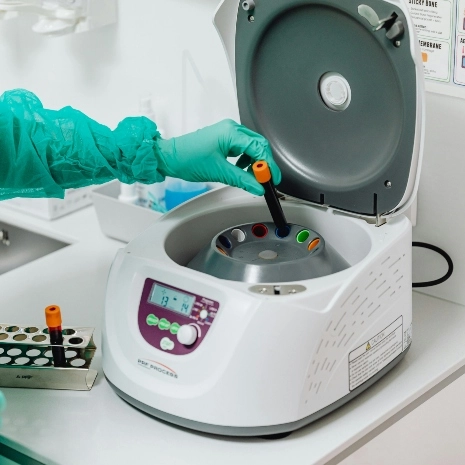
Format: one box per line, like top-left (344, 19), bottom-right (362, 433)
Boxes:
top-left (296, 229), bottom-right (310, 244)
top-left (158, 318), bottom-right (171, 331)
top-left (170, 323), bottom-right (180, 335)
top-left (146, 314), bottom-right (159, 326)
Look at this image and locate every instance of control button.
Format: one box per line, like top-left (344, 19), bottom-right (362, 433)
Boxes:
top-left (160, 337), bottom-right (175, 351)
top-left (252, 223), bottom-right (268, 238)
top-left (275, 226), bottom-right (290, 239)
top-left (216, 246), bottom-right (228, 256)
top-left (218, 235), bottom-right (232, 249)
top-left (177, 325), bottom-right (198, 346)
top-left (158, 318), bottom-right (171, 331)
top-left (146, 314), bottom-right (159, 326)
top-left (231, 228), bottom-right (246, 242)
top-left (308, 238), bottom-right (320, 251)
top-left (170, 323), bottom-right (180, 335)
top-left (296, 229), bottom-right (310, 244)
top-left (200, 309), bottom-right (208, 320)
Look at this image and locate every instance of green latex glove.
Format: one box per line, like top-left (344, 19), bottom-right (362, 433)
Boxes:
top-left (157, 120), bottom-right (281, 196)
top-left (0, 90), bottom-right (281, 200)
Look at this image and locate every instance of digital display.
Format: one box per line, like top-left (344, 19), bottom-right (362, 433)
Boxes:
top-left (148, 284), bottom-right (195, 316)
top-left (462, 56), bottom-right (465, 69)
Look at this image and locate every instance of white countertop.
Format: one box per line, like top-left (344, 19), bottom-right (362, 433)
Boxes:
top-left (0, 204), bottom-right (465, 465)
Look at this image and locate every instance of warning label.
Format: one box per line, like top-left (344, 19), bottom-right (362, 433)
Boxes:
top-left (408, 0), bottom-right (452, 41)
top-left (406, 0), bottom-right (465, 93)
top-left (454, 34), bottom-right (465, 84)
top-left (349, 317), bottom-right (403, 391)
top-left (420, 40), bottom-right (451, 81)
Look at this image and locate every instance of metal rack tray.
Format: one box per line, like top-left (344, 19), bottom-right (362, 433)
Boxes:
top-left (0, 324), bottom-right (97, 391)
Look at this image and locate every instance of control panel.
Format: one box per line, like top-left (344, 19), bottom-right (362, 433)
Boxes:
top-left (138, 279), bottom-right (219, 355)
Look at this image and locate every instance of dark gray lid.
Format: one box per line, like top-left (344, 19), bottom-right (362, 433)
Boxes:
top-left (235, 0), bottom-right (418, 217)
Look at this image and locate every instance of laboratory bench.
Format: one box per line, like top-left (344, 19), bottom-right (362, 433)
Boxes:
top-left (0, 204), bottom-right (464, 465)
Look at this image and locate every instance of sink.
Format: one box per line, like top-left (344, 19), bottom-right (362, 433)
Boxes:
top-left (0, 221), bottom-right (69, 275)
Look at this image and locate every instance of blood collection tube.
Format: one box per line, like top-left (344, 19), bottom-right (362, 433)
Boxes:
top-left (252, 161), bottom-right (289, 237)
top-left (45, 305), bottom-right (66, 368)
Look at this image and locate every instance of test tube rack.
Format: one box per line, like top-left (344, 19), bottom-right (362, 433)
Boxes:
top-left (0, 324), bottom-right (97, 391)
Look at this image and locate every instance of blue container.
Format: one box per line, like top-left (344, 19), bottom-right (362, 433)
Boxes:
top-left (165, 180), bottom-right (209, 211)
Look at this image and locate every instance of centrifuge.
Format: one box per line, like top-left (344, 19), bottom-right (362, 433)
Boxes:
top-left (103, 0), bottom-right (424, 436)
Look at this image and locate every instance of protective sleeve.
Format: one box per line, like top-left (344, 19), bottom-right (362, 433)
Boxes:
top-left (0, 390), bottom-right (5, 428)
top-left (0, 89), bottom-right (165, 201)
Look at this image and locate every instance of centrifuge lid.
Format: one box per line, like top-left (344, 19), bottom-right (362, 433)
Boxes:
top-left (233, 0), bottom-right (422, 218)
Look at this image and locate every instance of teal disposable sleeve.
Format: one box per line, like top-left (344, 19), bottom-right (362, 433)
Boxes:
top-left (0, 89), bottom-right (165, 201)
top-left (0, 390), bottom-right (5, 427)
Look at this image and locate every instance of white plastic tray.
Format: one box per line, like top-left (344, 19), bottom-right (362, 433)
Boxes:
top-left (92, 181), bottom-right (221, 243)
top-left (92, 181), bottom-right (162, 243)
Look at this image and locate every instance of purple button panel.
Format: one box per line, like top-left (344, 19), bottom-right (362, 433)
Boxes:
top-left (138, 278), bottom-right (220, 355)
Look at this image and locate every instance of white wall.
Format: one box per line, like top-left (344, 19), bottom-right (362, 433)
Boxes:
top-left (0, 0), bottom-right (239, 138)
top-left (413, 92), bottom-right (465, 306)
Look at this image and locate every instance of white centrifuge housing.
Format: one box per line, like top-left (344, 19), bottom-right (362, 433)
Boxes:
top-left (103, 0), bottom-right (424, 437)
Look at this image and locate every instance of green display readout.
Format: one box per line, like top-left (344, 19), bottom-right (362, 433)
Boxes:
top-left (149, 284), bottom-right (195, 316)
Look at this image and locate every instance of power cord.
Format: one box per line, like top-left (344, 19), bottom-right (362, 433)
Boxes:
top-left (412, 242), bottom-right (453, 288)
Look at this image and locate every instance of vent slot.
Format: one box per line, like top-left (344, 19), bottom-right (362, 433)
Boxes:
top-left (303, 252), bottom-right (408, 404)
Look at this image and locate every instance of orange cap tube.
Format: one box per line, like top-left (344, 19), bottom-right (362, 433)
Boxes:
top-left (252, 161), bottom-right (272, 184)
top-left (45, 305), bottom-right (62, 328)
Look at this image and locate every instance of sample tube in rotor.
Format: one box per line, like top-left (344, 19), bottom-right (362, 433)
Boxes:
top-left (252, 161), bottom-right (289, 237)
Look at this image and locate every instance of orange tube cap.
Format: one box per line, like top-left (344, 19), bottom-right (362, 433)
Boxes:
top-left (45, 305), bottom-right (62, 328)
top-left (252, 161), bottom-right (272, 184)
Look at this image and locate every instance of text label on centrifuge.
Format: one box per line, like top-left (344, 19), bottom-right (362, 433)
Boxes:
top-left (138, 359), bottom-right (179, 379)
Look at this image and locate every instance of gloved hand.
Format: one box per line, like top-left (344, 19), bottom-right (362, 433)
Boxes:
top-left (0, 90), bottom-right (281, 200)
top-left (157, 120), bottom-right (281, 196)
